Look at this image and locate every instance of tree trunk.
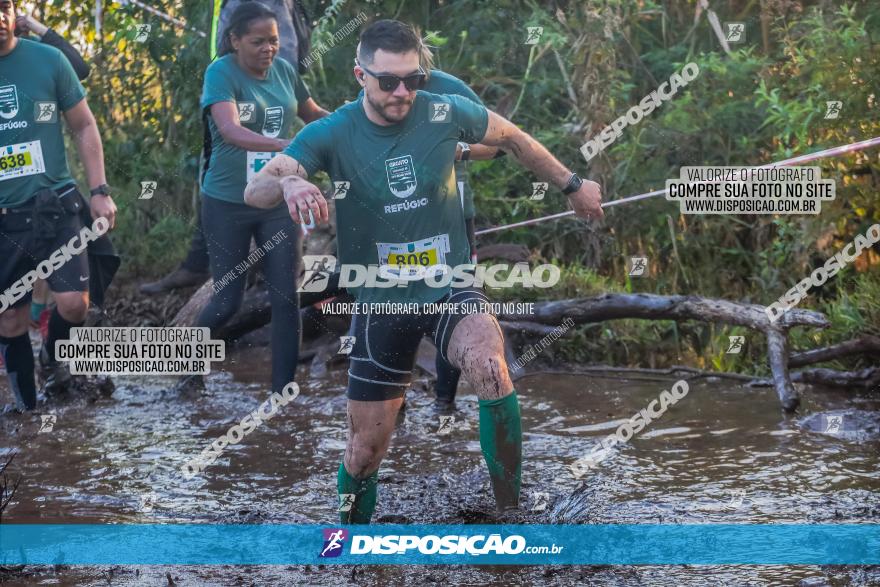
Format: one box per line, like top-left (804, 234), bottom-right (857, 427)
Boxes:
top-left (174, 282), bottom-right (864, 412)
top-left (497, 293), bottom-right (829, 411)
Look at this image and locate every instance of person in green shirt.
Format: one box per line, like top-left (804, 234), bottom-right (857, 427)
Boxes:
top-left (15, 11), bottom-right (92, 341)
top-left (345, 42), bottom-right (501, 411)
top-left (245, 19), bottom-right (603, 521)
top-left (182, 2), bottom-right (329, 396)
top-left (0, 0), bottom-right (117, 412)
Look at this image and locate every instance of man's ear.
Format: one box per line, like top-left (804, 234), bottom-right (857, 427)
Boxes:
top-left (353, 66), bottom-right (366, 88)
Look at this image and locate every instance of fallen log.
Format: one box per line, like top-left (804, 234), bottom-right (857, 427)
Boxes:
top-left (513, 364), bottom-right (756, 383)
top-left (789, 335), bottom-right (880, 368)
top-left (498, 293), bottom-right (831, 412)
top-left (766, 329), bottom-right (798, 411)
top-left (752, 367), bottom-right (880, 390)
top-left (499, 320), bottom-right (565, 338)
top-left (791, 367), bottom-right (880, 389)
top-left (171, 282), bottom-right (270, 342)
top-left (498, 293), bottom-right (828, 330)
top-left (174, 280), bottom-right (848, 412)
top-left (476, 243), bottom-right (531, 262)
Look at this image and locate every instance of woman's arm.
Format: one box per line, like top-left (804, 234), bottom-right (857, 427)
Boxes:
top-left (17, 15), bottom-right (91, 80)
top-left (298, 98), bottom-right (330, 123)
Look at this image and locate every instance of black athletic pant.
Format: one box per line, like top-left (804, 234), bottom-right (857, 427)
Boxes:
top-left (197, 196), bottom-right (301, 393)
top-left (180, 197), bottom-right (210, 274)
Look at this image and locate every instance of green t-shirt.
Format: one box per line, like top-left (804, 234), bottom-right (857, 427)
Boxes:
top-left (200, 54), bottom-right (310, 203)
top-left (424, 70), bottom-right (483, 221)
top-left (357, 70), bottom-right (484, 220)
top-left (0, 39), bottom-right (86, 207)
top-left (285, 91), bottom-right (489, 304)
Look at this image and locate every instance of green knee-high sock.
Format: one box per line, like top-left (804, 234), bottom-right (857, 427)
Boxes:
top-left (337, 462), bottom-right (378, 524)
top-left (478, 391), bottom-right (522, 510)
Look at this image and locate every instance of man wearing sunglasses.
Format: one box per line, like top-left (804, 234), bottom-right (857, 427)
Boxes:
top-left (245, 19), bottom-right (603, 523)
top-left (347, 40), bottom-right (498, 413)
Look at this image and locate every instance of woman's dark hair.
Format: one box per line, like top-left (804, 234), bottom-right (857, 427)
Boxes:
top-left (217, 1), bottom-right (278, 57)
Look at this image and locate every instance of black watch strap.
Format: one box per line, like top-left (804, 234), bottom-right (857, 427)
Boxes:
top-left (90, 184), bottom-right (111, 197)
top-left (561, 173), bottom-right (582, 195)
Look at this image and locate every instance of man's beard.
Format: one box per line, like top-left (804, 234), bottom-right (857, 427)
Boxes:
top-left (366, 90), bottom-right (412, 124)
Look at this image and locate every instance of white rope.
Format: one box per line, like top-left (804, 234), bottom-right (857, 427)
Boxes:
top-left (476, 136), bottom-right (880, 236)
top-left (119, 0), bottom-right (207, 38)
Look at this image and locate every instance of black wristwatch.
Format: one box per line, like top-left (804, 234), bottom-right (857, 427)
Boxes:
top-left (561, 173), bottom-right (582, 195)
top-left (458, 142), bottom-right (471, 161)
top-left (90, 184), bottom-right (111, 197)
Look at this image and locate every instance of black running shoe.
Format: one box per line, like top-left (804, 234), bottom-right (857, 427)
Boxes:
top-left (38, 345), bottom-right (71, 395)
top-left (175, 374), bottom-right (205, 394)
top-left (432, 398), bottom-right (456, 414)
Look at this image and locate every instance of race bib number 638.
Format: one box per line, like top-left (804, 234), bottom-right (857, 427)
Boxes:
top-left (0, 141), bottom-right (46, 182)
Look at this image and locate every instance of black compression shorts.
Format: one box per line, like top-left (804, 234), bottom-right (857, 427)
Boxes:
top-left (0, 185), bottom-right (90, 308)
top-left (346, 287), bottom-right (493, 401)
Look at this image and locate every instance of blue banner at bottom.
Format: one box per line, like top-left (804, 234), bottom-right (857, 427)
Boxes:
top-left (1, 524), bottom-right (878, 565)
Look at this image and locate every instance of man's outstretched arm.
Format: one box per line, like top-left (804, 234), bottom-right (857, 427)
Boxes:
top-left (244, 153), bottom-right (327, 223)
top-left (244, 153), bottom-right (307, 208)
top-left (244, 153), bottom-right (330, 224)
top-left (479, 110), bottom-right (603, 220)
top-left (455, 142), bottom-right (500, 161)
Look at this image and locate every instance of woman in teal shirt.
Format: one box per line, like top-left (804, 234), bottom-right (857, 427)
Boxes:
top-left (194, 2), bottom-right (328, 394)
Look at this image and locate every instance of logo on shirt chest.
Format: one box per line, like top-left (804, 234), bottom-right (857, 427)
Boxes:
top-left (237, 102), bottom-right (284, 137)
top-left (0, 85), bottom-right (20, 120)
top-left (262, 106), bottom-right (284, 138)
top-left (385, 155), bottom-right (417, 198)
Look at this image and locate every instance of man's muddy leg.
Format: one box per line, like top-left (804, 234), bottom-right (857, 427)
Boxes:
top-left (339, 397), bottom-right (403, 523)
top-left (0, 305), bottom-right (36, 410)
top-left (447, 312), bottom-right (521, 511)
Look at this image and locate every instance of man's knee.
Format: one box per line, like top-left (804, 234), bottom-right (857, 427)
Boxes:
top-left (448, 313), bottom-right (512, 397)
top-left (344, 397), bottom-right (401, 478)
top-left (449, 314), bottom-right (505, 360)
top-left (54, 292), bottom-right (89, 323)
top-left (463, 348), bottom-right (513, 399)
top-left (0, 306), bottom-right (29, 337)
top-left (346, 440), bottom-right (384, 479)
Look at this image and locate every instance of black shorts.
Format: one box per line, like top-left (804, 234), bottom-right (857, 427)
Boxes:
top-left (347, 287), bottom-right (493, 401)
top-left (0, 185), bottom-right (90, 310)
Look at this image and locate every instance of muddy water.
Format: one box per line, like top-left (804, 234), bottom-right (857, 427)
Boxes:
top-left (1, 347), bottom-right (879, 586)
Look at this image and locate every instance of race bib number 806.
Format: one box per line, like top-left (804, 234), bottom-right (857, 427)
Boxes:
top-left (376, 234), bottom-right (451, 280)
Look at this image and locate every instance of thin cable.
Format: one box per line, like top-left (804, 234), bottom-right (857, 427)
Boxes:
top-left (119, 0), bottom-right (207, 38)
top-left (476, 136), bottom-right (880, 236)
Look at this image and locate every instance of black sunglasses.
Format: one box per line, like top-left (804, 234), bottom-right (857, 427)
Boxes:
top-left (359, 64), bottom-right (427, 92)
